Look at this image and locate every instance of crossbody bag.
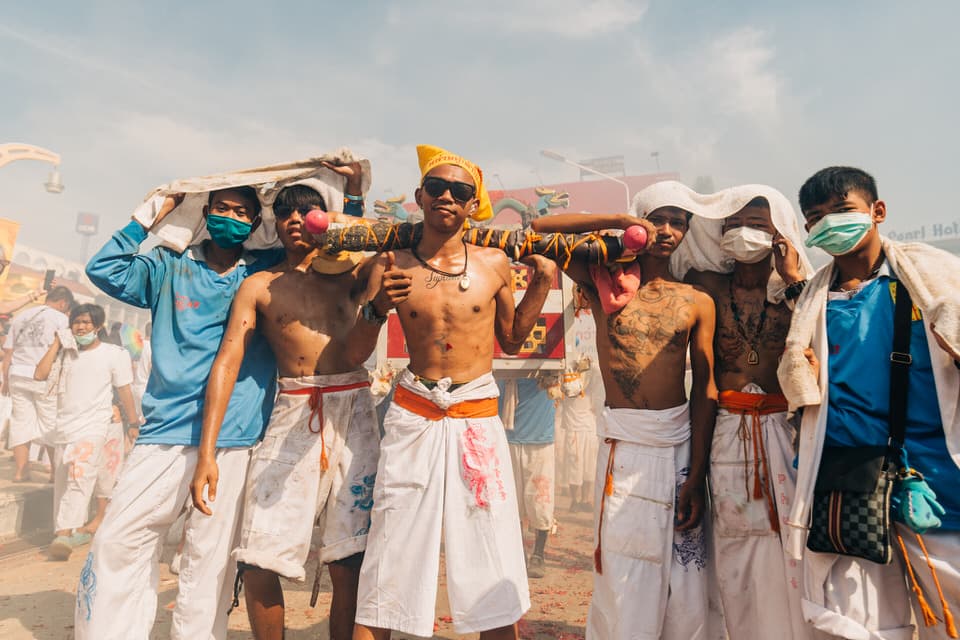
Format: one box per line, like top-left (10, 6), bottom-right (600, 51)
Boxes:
top-left (806, 281), bottom-right (913, 564)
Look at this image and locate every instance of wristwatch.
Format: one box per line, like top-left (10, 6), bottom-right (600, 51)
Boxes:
top-left (784, 279), bottom-right (808, 301)
top-left (361, 301), bottom-right (388, 325)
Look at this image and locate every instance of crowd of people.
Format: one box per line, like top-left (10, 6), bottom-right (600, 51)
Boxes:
top-left (1, 146), bottom-right (958, 640)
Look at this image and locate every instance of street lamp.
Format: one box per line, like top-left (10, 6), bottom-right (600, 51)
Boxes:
top-left (540, 149), bottom-right (631, 211)
top-left (0, 143), bottom-right (64, 193)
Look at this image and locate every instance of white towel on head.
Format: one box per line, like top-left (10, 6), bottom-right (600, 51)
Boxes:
top-left (630, 180), bottom-right (814, 303)
top-left (131, 148), bottom-right (372, 252)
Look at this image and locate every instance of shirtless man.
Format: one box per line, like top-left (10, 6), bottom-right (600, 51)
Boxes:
top-left (352, 145), bottom-right (556, 640)
top-left (191, 179), bottom-right (382, 640)
top-left (529, 181), bottom-right (717, 640)
top-left (683, 189), bottom-right (814, 640)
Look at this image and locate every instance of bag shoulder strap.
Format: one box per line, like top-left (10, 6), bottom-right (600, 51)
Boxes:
top-left (888, 280), bottom-right (913, 450)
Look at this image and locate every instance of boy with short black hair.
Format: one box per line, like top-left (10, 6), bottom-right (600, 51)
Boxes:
top-left (191, 178), bottom-right (379, 640)
top-left (780, 166), bottom-right (960, 639)
top-left (35, 303), bottom-right (136, 560)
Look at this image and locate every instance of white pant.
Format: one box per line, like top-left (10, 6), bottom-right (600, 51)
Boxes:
top-left (94, 422), bottom-right (125, 499)
top-left (588, 406), bottom-right (709, 640)
top-left (74, 444), bottom-right (249, 640)
top-left (54, 430), bottom-right (112, 531)
top-left (563, 429), bottom-right (599, 488)
top-left (356, 371), bottom-right (530, 637)
top-left (710, 400), bottom-right (812, 639)
top-left (807, 527), bottom-right (960, 640)
top-left (899, 527), bottom-right (960, 640)
top-left (509, 441), bottom-right (556, 531)
top-left (235, 372), bottom-right (380, 580)
top-left (7, 375), bottom-right (56, 447)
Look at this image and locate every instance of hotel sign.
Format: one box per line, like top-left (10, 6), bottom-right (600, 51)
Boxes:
top-left (886, 220), bottom-right (960, 242)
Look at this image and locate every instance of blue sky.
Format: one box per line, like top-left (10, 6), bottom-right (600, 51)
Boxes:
top-left (1, 1), bottom-right (958, 261)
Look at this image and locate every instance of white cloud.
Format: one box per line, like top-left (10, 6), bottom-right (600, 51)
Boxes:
top-left (388, 0), bottom-right (648, 39)
top-left (703, 27), bottom-right (782, 124)
top-left (628, 25), bottom-right (784, 134)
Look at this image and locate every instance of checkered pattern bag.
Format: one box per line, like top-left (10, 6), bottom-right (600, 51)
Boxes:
top-left (807, 446), bottom-right (897, 564)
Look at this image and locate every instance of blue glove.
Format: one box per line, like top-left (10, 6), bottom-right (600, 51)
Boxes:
top-left (896, 474), bottom-right (946, 534)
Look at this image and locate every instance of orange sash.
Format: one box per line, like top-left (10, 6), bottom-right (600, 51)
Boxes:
top-left (393, 384), bottom-right (498, 420)
top-left (718, 390), bottom-right (788, 532)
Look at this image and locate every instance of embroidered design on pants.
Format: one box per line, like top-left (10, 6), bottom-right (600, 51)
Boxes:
top-left (674, 466), bottom-right (706, 570)
top-left (77, 552), bottom-right (97, 621)
top-left (350, 473), bottom-right (376, 512)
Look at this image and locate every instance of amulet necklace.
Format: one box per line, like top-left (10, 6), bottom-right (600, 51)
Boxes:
top-left (728, 280), bottom-right (770, 366)
top-left (411, 239), bottom-right (471, 291)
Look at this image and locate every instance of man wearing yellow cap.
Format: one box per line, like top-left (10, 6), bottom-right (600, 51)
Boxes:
top-left (189, 177), bottom-right (386, 640)
top-left (353, 145), bottom-right (556, 640)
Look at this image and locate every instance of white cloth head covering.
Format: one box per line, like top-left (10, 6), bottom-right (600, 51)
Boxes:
top-left (131, 148), bottom-right (372, 252)
top-left (630, 180), bottom-right (814, 303)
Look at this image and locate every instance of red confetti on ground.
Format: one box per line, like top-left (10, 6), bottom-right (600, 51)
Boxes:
top-left (438, 615), bottom-right (452, 623)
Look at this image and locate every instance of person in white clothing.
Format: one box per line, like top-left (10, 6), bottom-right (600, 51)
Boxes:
top-left (683, 188), bottom-right (816, 640)
top-left (558, 361), bottom-right (603, 512)
top-left (34, 303), bottom-right (138, 560)
top-left (1, 285), bottom-right (74, 482)
top-left (131, 321), bottom-right (152, 425)
top-left (530, 185), bottom-right (717, 640)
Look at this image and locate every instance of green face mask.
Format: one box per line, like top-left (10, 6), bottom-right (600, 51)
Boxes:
top-left (74, 331), bottom-right (97, 346)
top-left (804, 210), bottom-right (874, 256)
top-left (206, 214), bottom-right (253, 248)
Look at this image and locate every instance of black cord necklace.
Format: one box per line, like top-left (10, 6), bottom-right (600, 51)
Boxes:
top-left (729, 279), bottom-right (771, 365)
top-left (411, 239), bottom-right (471, 291)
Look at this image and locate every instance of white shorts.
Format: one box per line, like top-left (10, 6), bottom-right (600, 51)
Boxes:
top-left (563, 429), bottom-right (599, 488)
top-left (356, 371), bottom-right (530, 637)
top-left (509, 441), bottom-right (556, 531)
top-left (234, 371), bottom-right (380, 581)
top-left (75, 444), bottom-right (249, 640)
top-left (7, 375), bottom-right (57, 447)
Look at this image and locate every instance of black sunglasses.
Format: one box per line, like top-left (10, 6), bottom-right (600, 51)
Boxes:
top-left (274, 204), bottom-right (322, 220)
top-left (421, 176), bottom-right (476, 203)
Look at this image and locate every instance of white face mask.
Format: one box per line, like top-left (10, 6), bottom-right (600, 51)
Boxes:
top-left (720, 227), bottom-right (774, 264)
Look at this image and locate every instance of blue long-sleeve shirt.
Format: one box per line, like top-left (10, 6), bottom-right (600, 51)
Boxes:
top-left (86, 221), bottom-right (283, 447)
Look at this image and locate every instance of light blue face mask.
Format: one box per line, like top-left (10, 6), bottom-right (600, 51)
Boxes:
top-left (74, 331), bottom-right (97, 346)
top-left (206, 214), bottom-right (253, 249)
top-left (805, 210), bottom-right (874, 256)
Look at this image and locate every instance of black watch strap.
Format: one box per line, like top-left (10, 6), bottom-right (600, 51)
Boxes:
top-left (784, 279), bottom-right (808, 301)
top-left (361, 301), bottom-right (388, 325)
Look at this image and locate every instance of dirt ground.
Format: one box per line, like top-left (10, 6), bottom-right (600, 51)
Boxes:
top-left (0, 495), bottom-right (595, 639)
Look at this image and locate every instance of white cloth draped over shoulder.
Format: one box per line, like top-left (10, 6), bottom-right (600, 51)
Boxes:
top-left (630, 180), bottom-right (815, 304)
top-left (775, 237), bottom-right (960, 638)
top-left (131, 148), bottom-right (372, 252)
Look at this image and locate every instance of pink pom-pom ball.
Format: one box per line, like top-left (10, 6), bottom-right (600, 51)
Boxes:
top-left (303, 209), bottom-right (329, 234)
top-left (623, 225), bottom-right (648, 251)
